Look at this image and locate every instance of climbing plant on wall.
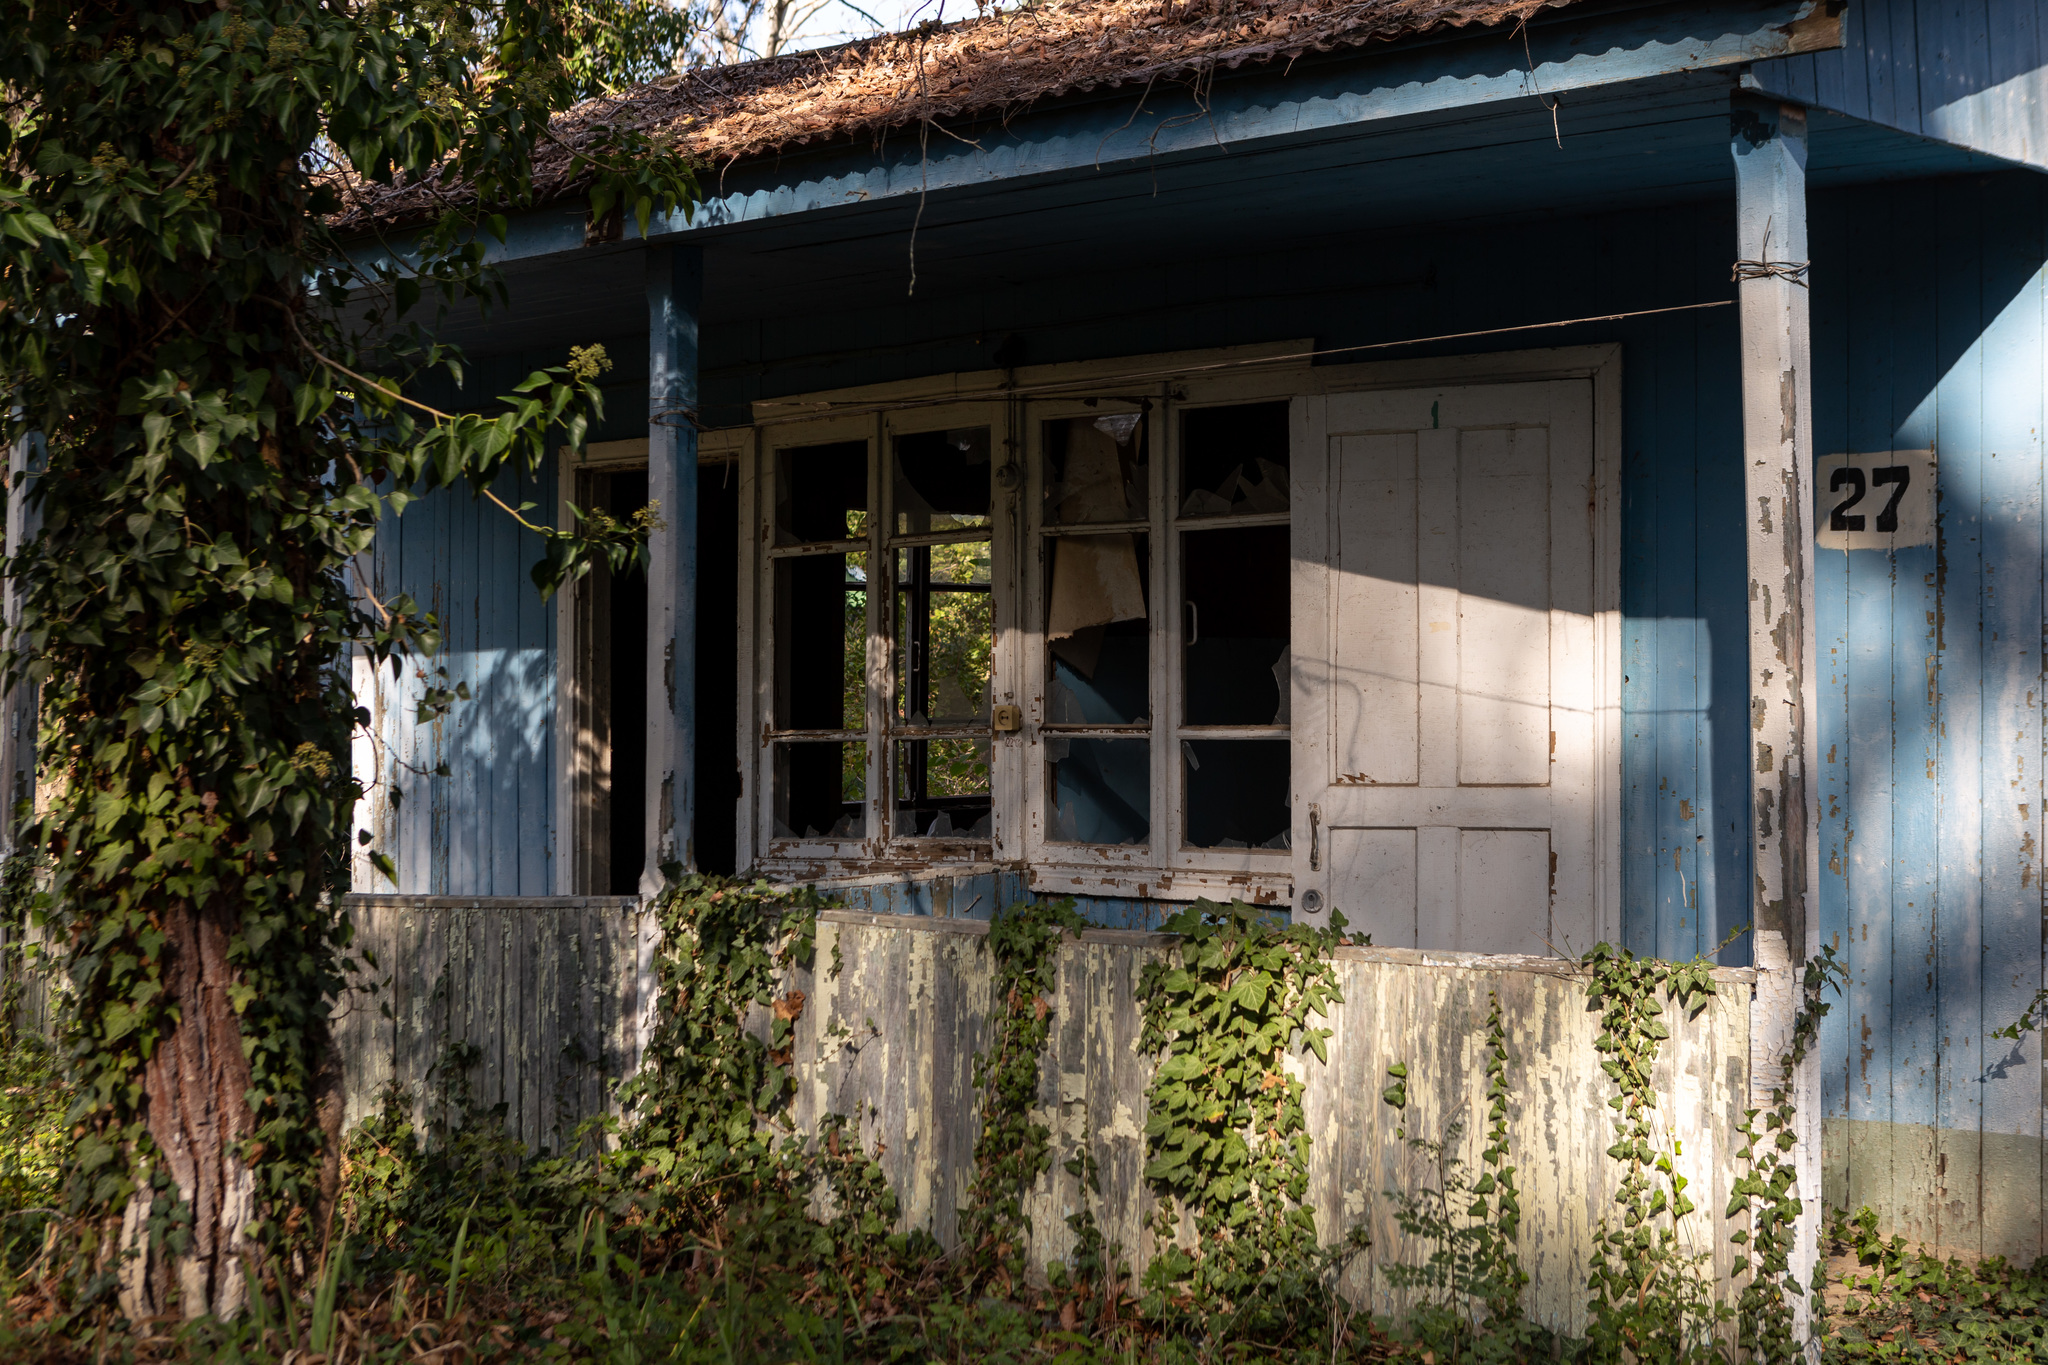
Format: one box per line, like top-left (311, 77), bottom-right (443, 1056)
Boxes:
top-left (1579, 941), bottom-right (1732, 1362)
top-left (958, 896), bottom-right (1085, 1292)
top-left (1135, 898), bottom-right (1357, 1334)
top-left (0, 0), bottom-right (697, 1317)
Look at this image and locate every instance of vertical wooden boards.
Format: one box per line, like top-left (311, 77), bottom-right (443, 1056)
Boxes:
top-left (1809, 174), bottom-right (2048, 1261)
top-left (1750, 0), bottom-right (2048, 173)
top-left (1889, 180), bottom-right (1944, 1252)
top-left (1941, 175), bottom-right (2039, 1268)
top-left (333, 896), bottom-right (645, 1141)
top-left (779, 913), bottom-right (1755, 1316)
top-left (351, 460), bottom-right (560, 899)
top-left (1932, 170), bottom-right (1989, 1259)
top-left (333, 903), bottom-right (1757, 1319)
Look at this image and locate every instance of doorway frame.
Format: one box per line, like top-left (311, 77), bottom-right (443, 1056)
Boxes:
top-left (1295, 342), bottom-right (1624, 947)
top-left (552, 430), bottom-right (746, 894)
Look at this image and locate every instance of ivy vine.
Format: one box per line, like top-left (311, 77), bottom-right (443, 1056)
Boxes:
top-left (616, 871), bottom-right (825, 1169)
top-left (1731, 942), bottom-right (1846, 1363)
top-left (1135, 898), bottom-right (1351, 1326)
top-left (1580, 940), bottom-right (1731, 1362)
top-left (1377, 993), bottom-right (1547, 1361)
top-left (0, 0), bottom-right (698, 1315)
top-left (958, 896), bottom-right (1085, 1292)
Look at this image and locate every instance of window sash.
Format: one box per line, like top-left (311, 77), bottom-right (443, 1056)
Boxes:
top-left (746, 354), bottom-right (1314, 897)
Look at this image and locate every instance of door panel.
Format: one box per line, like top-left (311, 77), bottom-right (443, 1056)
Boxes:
top-left (1331, 432), bottom-right (1419, 784)
top-left (1294, 380), bottom-right (1601, 957)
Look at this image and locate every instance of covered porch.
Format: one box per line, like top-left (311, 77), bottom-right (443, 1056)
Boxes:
top-left (332, 0), bottom-right (2048, 1306)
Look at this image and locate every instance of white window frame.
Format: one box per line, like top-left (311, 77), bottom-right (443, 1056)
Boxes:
top-left (738, 342), bottom-right (1316, 899)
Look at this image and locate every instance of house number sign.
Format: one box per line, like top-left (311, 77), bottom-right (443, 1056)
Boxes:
top-left (1815, 450), bottom-right (1937, 552)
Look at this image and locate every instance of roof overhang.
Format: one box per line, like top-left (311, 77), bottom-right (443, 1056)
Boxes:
top-left (345, 0), bottom-right (1840, 274)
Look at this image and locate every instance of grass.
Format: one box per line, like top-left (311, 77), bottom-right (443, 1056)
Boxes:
top-left (0, 1035), bottom-right (2044, 1360)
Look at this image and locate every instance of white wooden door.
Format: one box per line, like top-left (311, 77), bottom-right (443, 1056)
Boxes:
top-left (1290, 380), bottom-right (1605, 955)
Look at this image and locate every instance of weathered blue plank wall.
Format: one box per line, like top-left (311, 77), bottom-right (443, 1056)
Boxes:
top-left (355, 457), bottom-right (559, 896)
top-left (1810, 171), bottom-right (2048, 1261)
top-left (1752, 0), bottom-right (2047, 171)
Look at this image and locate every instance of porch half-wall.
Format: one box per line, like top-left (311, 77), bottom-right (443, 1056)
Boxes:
top-left (332, 898), bottom-right (1756, 1337)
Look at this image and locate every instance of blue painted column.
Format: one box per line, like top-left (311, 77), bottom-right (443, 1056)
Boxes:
top-left (643, 244), bottom-right (703, 891)
top-left (1731, 92), bottom-right (1822, 1322)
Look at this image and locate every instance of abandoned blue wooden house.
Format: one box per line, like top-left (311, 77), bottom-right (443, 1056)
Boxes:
top-left (318, 0), bottom-right (2048, 1329)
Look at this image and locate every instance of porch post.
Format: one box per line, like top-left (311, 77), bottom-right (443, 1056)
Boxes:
top-left (643, 244), bottom-right (702, 893)
top-left (0, 434), bottom-right (36, 857)
top-left (1731, 95), bottom-right (1823, 1328)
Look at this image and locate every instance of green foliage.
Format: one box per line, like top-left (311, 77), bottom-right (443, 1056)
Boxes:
top-left (0, 0), bottom-right (700, 1294)
top-left (1136, 898), bottom-right (1357, 1336)
top-left (1820, 1206), bottom-right (2048, 1362)
top-left (8, 888), bottom-right (2015, 1364)
top-left (1579, 940), bottom-right (1732, 1362)
top-left (1730, 942), bottom-right (1846, 1363)
top-left (960, 896), bottom-right (1086, 1290)
top-left (618, 871), bottom-right (823, 1159)
top-left (0, 1022), bottom-right (67, 1282)
top-left (553, 0), bottom-right (695, 101)
top-left (1989, 984), bottom-right (2048, 1044)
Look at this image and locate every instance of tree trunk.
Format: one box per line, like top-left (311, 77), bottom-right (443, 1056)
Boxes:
top-left (121, 900), bottom-right (259, 1320)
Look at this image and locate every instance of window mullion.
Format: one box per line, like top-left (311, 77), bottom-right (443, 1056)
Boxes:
top-left (1152, 395), bottom-right (1175, 863)
top-left (992, 391), bottom-right (1021, 859)
top-left (866, 413), bottom-right (888, 843)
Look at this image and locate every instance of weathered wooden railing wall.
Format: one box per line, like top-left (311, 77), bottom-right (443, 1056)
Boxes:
top-left (331, 898), bottom-right (1755, 1337)
top-left (336, 895), bottom-right (648, 1154)
top-left (796, 911), bottom-right (1755, 1338)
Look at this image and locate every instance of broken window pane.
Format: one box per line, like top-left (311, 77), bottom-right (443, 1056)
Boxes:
top-left (896, 544), bottom-right (992, 723)
top-left (894, 427), bottom-right (991, 535)
top-left (1182, 740), bottom-right (1289, 849)
top-left (773, 740), bottom-right (867, 839)
top-left (1044, 413), bottom-right (1146, 524)
top-left (1046, 533), bottom-right (1148, 725)
top-left (1045, 738), bottom-right (1149, 845)
top-left (1179, 401), bottom-right (1290, 518)
top-left (895, 738), bottom-right (993, 838)
top-left (1182, 525), bottom-right (1289, 726)
top-left (776, 439), bottom-right (868, 543)
top-left (773, 553), bottom-right (867, 731)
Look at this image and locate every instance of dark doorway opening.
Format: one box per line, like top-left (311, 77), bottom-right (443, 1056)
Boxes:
top-left (575, 467), bottom-right (648, 896)
top-left (695, 460), bottom-right (740, 875)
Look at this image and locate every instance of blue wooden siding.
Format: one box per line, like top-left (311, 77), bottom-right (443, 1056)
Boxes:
top-left (1752, 0), bottom-right (2047, 171)
top-left (358, 456), bottom-right (559, 896)
top-left (1810, 172), bottom-right (2048, 1260)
